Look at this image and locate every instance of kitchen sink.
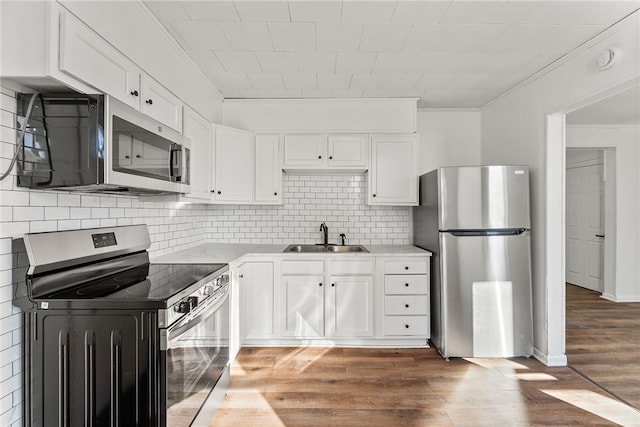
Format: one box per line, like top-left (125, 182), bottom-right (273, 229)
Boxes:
top-left (283, 244), bottom-right (369, 253)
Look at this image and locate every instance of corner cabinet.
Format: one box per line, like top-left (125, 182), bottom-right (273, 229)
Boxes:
top-left (368, 134), bottom-right (418, 206)
top-left (255, 135), bottom-right (282, 204)
top-left (212, 126), bottom-right (255, 203)
top-left (182, 107), bottom-right (213, 200)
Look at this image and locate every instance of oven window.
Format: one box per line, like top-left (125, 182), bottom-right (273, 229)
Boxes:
top-left (166, 295), bottom-right (229, 427)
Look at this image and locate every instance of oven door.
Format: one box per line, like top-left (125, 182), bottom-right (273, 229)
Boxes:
top-left (163, 286), bottom-right (229, 427)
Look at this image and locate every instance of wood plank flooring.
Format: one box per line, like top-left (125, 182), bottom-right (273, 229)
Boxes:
top-left (565, 283), bottom-right (640, 410)
top-left (211, 343), bottom-right (640, 426)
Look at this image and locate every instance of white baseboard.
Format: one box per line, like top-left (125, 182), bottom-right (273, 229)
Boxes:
top-left (533, 347), bottom-right (567, 366)
top-left (601, 293), bottom-right (640, 302)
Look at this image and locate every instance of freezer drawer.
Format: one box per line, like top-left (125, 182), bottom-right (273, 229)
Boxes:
top-left (438, 231), bottom-right (533, 358)
top-left (438, 166), bottom-right (530, 230)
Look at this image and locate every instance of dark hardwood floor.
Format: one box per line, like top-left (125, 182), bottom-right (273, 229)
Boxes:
top-left (210, 285), bottom-right (640, 426)
top-left (565, 283), bottom-right (640, 410)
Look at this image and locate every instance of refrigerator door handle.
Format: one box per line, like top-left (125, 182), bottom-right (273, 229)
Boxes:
top-left (446, 228), bottom-right (528, 237)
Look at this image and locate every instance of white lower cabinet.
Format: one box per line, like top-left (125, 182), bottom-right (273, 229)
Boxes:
top-left (239, 254), bottom-right (430, 346)
top-left (326, 275), bottom-right (374, 337)
top-left (240, 262), bottom-right (276, 340)
top-left (281, 275), bottom-right (325, 337)
top-left (379, 256), bottom-right (430, 338)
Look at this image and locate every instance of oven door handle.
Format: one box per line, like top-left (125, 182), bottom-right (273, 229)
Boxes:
top-left (160, 287), bottom-right (229, 351)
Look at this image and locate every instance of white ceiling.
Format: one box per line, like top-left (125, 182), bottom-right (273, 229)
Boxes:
top-left (566, 85), bottom-right (640, 125)
top-left (143, 1), bottom-right (640, 108)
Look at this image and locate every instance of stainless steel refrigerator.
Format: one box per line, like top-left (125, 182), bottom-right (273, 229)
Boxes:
top-left (413, 165), bottom-right (533, 358)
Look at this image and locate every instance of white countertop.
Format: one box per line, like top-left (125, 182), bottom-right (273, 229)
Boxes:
top-left (151, 242), bottom-right (431, 264)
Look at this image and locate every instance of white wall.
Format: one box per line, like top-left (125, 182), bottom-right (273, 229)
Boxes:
top-left (567, 126), bottom-right (640, 302)
top-left (416, 109), bottom-right (481, 174)
top-left (481, 13), bottom-right (639, 366)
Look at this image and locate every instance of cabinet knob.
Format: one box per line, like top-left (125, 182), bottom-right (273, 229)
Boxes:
top-left (217, 191), bottom-right (221, 194)
top-left (146, 99), bottom-right (153, 105)
top-left (125, 155), bottom-right (130, 159)
top-left (405, 324), bottom-right (410, 329)
top-left (372, 194), bottom-right (376, 197)
top-left (130, 90), bottom-right (138, 97)
top-left (405, 283), bottom-right (409, 287)
top-left (329, 156), bottom-right (333, 159)
top-left (210, 189), bottom-right (215, 193)
top-left (274, 192), bottom-right (278, 196)
top-left (405, 266), bottom-right (409, 270)
top-left (319, 283), bottom-right (323, 287)
top-left (331, 283), bottom-right (335, 287)
top-left (318, 155), bottom-right (322, 159)
top-left (405, 304), bottom-right (409, 308)
top-left (239, 274), bottom-right (244, 278)
top-left (136, 154), bottom-right (141, 158)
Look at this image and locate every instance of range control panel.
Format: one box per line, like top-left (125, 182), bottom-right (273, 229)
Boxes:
top-left (92, 232), bottom-right (117, 248)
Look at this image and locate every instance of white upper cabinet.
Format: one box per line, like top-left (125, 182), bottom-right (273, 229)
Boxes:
top-left (139, 73), bottom-right (183, 132)
top-left (283, 135), bottom-right (325, 168)
top-left (326, 135), bottom-right (368, 169)
top-left (58, 10), bottom-right (183, 131)
top-left (59, 11), bottom-right (140, 109)
top-left (183, 107), bottom-right (213, 200)
top-left (283, 134), bottom-right (368, 171)
top-left (255, 135), bottom-right (282, 205)
top-left (213, 126), bottom-right (255, 204)
top-left (368, 134), bottom-right (418, 206)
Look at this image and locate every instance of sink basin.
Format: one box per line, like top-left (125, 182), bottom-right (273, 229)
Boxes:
top-left (326, 245), bottom-right (369, 253)
top-left (284, 244), bottom-right (328, 253)
top-left (283, 244), bottom-right (369, 253)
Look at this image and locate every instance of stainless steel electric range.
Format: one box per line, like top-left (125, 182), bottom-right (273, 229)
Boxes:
top-left (14, 225), bottom-right (230, 427)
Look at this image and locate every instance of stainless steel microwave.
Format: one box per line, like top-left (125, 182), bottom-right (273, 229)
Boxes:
top-left (16, 93), bottom-right (190, 194)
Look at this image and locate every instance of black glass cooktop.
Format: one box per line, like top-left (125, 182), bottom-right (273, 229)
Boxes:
top-left (44, 263), bottom-right (227, 303)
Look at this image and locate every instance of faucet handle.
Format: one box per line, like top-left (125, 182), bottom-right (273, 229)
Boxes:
top-left (339, 233), bottom-right (346, 246)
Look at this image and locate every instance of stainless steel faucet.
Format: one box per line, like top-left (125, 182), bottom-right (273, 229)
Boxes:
top-left (320, 222), bottom-right (328, 245)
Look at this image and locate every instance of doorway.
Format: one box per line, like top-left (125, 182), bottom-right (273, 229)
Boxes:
top-left (565, 149), bottom-right (605, 293)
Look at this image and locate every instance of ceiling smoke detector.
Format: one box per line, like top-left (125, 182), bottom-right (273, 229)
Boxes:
top-left (596, 48), bottom-right (621, 70)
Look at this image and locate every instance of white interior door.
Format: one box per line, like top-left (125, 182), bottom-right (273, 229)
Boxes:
top-left (566, 157), bottom-right (604, 292)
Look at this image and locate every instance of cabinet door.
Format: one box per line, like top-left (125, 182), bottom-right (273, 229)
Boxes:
top-left (283, 135), bottom-right (325, 167)
top-left (327, 134), bottom-right (368, 169)
top-left (243, 262), bottom-right (275, 339)
top-left (140, 73), bottom-right (183, 132)
top-left (255, 135), bottom-right (282, 204)
top-left (59, 12), bottom-right (140, 109)
top-left (280, 275), bottom-right (325, 337)
top-left (368, 134), bottom-right (418, 205)
top-left (326, 276), bottom-right (374, 337)
top-left (214, 126), bottom-right (254, 203)
top-left (183, 108), bottom-right (213, 200)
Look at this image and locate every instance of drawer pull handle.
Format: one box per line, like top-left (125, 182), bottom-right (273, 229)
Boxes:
top-left (405, 283), bottom-right (409, 287)
top-left (405, 304), bottom-right (409, 308)
top-left (405, 324), bottom-right (410, 329)
top-left (405, 266), bottom-right (409, 270)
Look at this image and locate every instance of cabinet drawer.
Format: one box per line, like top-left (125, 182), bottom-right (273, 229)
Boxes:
top-left (384, 275), bottom-right (428, 294)
top-left (384, 316), bottom-right (429, 336)
top-left (330, 259), bottom-right (374, 275)
top-left (281, 260), bottom-right (324, 275)
top-left (384, 260), bottom-right (428, 274)
top-left (385, 295), bottom-right (429, 315)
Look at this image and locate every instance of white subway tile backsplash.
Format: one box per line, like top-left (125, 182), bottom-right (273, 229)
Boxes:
top-left (28, 192), bottom-right (57, 207)
top-left (44, 206), bottom-right (70, 220)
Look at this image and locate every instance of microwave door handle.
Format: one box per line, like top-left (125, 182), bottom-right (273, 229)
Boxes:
top-left (169, 144), bottom-right (181, 181)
